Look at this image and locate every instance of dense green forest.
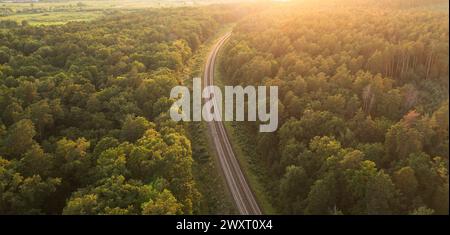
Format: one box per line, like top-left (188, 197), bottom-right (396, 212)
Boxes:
top-left (220, 2), bottom-right (449, 214)
top-left (0, 6), bottom-right (243, 214)
top-left (0, 0), bottom-right (448, 215)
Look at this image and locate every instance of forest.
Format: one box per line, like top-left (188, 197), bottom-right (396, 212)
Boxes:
top-left (0, 5), bottom-right (243, 214)
top-left (220, 1), bottom-right (449, 215)
top-left (0, 0), bottom-right (448, 215)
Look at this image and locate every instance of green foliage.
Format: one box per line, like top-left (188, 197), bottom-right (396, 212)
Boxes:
top-left (221, 3), bottom-right (449, 214)
top-left (0, 157), bottom-right (61, 214)
top-left (120, 115), bottom-right (154, 142)
top-left (63, 175), bottom-right (153, 215)
top-left (1, 119), bottom-right (37, 157)
top-left (0, 6), bottom-right (242, 214)
top-left (141, 189), bottom-right (183, 215)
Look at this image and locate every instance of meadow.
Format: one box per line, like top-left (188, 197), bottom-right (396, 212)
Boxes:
top-left (0, 0), bottom-right (221, 25)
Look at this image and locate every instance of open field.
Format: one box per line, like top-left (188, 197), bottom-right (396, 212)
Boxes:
top-left (0, 0), bottom-right (234, 25)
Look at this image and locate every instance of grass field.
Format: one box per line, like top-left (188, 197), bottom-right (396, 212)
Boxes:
top-left (0, 0), bottom-right (228, 25)
top-left (1, 11), bottom-right (101, 25)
